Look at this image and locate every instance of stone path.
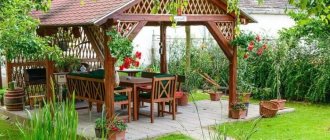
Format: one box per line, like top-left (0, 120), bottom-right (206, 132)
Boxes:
top-left (0, 100), bottom-right (294, 140)
top-left (76, 100), bottom-right (294, 140)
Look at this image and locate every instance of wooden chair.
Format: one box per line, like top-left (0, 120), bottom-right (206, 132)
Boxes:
top-left (138, 75), bottom-right (177, 123)
top-left (66, 74), bottom-right (132, 122)
top-left (170, 75), bottom-right (185, 112)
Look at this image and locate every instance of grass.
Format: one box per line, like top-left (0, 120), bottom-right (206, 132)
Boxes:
top-left (189, 90), bottom-right (210, 102)
top-left (154, 133), bottom-right (194, 140)
top-left (0, 119), bottom-right (22, 140)
top-left (218, 101), bottom-right (330, 140)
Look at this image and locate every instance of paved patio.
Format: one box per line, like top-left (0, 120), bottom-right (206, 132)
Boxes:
top-left (0, 100), bottom-right (294, 140)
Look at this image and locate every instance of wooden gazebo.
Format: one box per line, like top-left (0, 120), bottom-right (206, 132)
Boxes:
top-left (7, 0), bottom-right (255, 122)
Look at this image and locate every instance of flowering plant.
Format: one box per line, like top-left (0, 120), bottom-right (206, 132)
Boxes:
top-left (107, 28), bottom-right (142, 70)
top-left (108, 117), bottom-right (127, 132)
top-left (95, 115), bottom-right (127, 132)
top-left (230, 32), bottom-right (269, 59)
top-left (119, 51), bottom-right (142, 70)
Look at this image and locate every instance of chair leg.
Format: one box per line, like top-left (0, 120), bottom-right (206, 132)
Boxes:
top-left (88, 102), bottom-right (93, 121)
top-left (150, 102), bottom-right (154, 123)
top-left (127, 102), bottom-right (131, 123)
top-left (157, 103), bottom-right (161, 117)
top-left (29, 98), bottom-right (34, 110)
top-left (162, 102), bottom-right (165, 117)
top-left (172, 100), bottom-right (176, 120)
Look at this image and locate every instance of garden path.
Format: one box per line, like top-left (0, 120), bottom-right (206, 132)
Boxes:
top-left (77, 100), bottom-right (294, 140)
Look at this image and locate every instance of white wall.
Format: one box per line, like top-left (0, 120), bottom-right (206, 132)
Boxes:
top-left (240, 14), bottom-right (295, 37)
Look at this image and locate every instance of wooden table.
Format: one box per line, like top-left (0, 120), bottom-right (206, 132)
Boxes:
top-left (119, 76), bottom-right (152, 121)
top-left (117, 69), bottom-right (142, 77)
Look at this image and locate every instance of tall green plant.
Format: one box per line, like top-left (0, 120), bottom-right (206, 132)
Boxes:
top-left (18, 82), bottom-right (78, 140)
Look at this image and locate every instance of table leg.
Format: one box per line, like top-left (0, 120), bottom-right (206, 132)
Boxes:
top-left (133, 84), bottom-right (138, 121)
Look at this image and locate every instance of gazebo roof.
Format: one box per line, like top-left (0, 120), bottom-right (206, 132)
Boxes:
top-left (32, 0), bottom-right (257, 27)
top-left (31, 0), bottom-right (135, 26)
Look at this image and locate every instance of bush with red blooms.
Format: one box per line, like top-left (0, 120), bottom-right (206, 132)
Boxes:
top-left (119, 51), bottom-right (142, 70)
top-left (230, 32), bottom-right (269, 59)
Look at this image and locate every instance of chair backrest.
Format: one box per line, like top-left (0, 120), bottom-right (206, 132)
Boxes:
top-left (176, 75), bottom-right (185, 91)
top-left (141, 71), bottom-right (159, 78)
top-left (151, 75), bottom-right (177, 100)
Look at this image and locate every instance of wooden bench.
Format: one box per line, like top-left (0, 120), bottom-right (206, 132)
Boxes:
top-left (66, 74), bottom-right (132, 122)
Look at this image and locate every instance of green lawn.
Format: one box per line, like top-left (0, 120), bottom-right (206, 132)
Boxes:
top-left (189, 90), bottom-right (210, 102)
top-left (0, 119), bottom-right (22, 140)
top-left (218, 102), bottom-right (330, 140)
top-left (154, 133), bottom-right (194, 140)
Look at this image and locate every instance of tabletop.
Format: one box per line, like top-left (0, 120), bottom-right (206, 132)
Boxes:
top-left (120, 76), bottom-right (152, 84)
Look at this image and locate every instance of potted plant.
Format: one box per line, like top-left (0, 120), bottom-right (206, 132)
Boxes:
top-left (55, 56), bottom-right (81, 72)
top-left (95, 115), bottom-right (127, 139)
top-left (178, 84), bottom-right (189, 106)
top-left (270, 62), bottom-right (286, 110)
top-left (108, 116), bottom-right (127, 140)
top-left (95, 117), bottom-right (107, 138)
top-left (231, 102), bottom-right (247, 119)
top-left (208, 86), bottom-right (222, 101)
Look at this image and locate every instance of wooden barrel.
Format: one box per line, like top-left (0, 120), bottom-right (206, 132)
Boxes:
top-left (4, 88), bottom-right (25, 111)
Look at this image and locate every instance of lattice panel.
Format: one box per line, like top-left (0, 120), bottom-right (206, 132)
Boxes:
top-left (88, 26), bottom-right (106, 55)
top-left (67, 77), bottom-right (105, 102)
top-left (117, 21), bottom-right (139, 37)
top-left (124, 0), bottom-right (226, 15)
top-left (215, 22), bottom-right (234, 40)
top-left (52, 27), bottom-right (101, 70)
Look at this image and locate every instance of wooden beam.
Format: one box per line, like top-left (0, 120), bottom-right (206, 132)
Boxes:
top-left (127, 21), bottom-right (147, 40)
top-left (205, 21), bottom-right (233, 59)
top-left (114, 14), bottom-right (234, 22)
top-left (160, 23), bottom-right (167, 73)
top-left (102, 25), bottom-right (116, 140)
top-left (45, 60), bottom-right (54, 102)
top-left (83, 27), bottom-right (105, 64)
top-left (228, 46), bottom-right (238, 118)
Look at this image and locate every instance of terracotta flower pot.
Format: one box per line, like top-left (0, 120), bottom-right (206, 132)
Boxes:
top-left (109, 130), bottom-right (126, 140)
top-left (231, 109), bottom-right (247, 119)
top-left (270, 99), bottom-right (286, 110)
top-left (178, 93), bottom-right (189, 106)
top-left (242, 93), bottom-right (251, 103)
top-left (209, 91), bottom-right (222, 101)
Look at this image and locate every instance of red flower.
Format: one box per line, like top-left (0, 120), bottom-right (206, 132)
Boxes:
top-left (133, 61), bottom-right (140, 67)
top-left (249, 41), bottom-right (254, 45)
top-left (119, 65), bottom-right (125, 70)
top-left (256, 35), bottom-right (261, 42)
top-left (247, 44), bottom-right (254, 51)
top-left (262, 44), bottom-right (267, 49)
top-left (257, 48), bottom-right (264, 56)
top-left (135, 51), bottom-right (142, 59)
top-left (243, 53), bottom-right (249, 59)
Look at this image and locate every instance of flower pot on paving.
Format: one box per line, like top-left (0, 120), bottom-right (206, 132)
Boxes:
top-left (209, 91), bottom-right (222, 101)
top-left (270, 99), bottom-right (286, 110)
top-left (178, 92), bottom-right (189, 106)
top-left (230, 109), bottom-right (247, 119)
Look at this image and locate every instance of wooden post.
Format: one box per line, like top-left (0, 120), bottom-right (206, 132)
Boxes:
top-left (228, 46), bottom-right (238, 117)
top-left (103, 26), bottom-right (115, 140)
top-left (46, 60), bottom-right (54, 102)
top-left (160, 23), bottom-right (167, 73)
top-left (185, 26), bottom-right (191, 74)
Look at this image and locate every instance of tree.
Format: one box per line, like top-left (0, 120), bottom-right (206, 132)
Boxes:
top-left (0, 0), bottom-right (60, 62)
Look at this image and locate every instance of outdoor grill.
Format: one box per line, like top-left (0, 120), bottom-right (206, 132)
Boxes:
top-left (24, 68), bottom-right (46, 85)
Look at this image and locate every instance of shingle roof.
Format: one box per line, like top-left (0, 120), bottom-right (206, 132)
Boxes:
top-left (239, 0), bottom-right (292, 14)
top-left (32, 0), bottom-right (134, 26)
